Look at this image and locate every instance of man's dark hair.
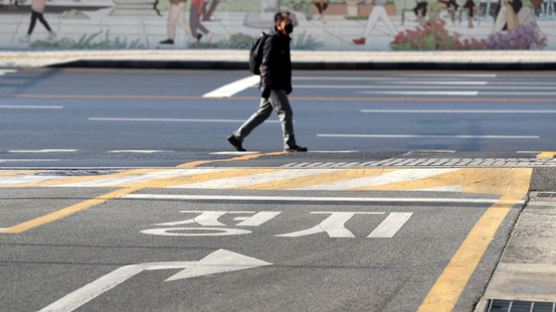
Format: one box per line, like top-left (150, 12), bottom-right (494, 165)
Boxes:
top-left (274, 11), bottom-right (290, 23)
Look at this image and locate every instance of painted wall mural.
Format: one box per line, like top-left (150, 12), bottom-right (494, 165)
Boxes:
top-left (0, 0), bottom-right (554, 51)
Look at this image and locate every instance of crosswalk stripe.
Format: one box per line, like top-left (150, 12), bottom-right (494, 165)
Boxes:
top-left (293, 168), bottom-right (460, 191)
top-left (0, 175), bottom-right (61, 186)
top-left (236, 168), bottom-right (399, 190)
top-left (167, 169), bottom-right (335, 189)
top-left (349, 169), bottom-right (465, 191)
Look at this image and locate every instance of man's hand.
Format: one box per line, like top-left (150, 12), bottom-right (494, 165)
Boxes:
top-left (262, 86), bottom-right (271, 99)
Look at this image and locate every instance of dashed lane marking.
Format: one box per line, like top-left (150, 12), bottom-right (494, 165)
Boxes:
top-left (8, 149), bottom-right (77, 153)
top-left (361, 109), bottom-right (556, 114)
top-left (88, 117), bottom-right (280, 123)
top-left (108, 150), bottom-right (171, 153)
top-left (317, 134), bottom-right (540, 139)
top-left (0, 105), bottom-right (63, 109)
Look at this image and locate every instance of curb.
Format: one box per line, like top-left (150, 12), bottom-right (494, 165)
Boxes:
top-left (3, 50), bottom-right (556, 69)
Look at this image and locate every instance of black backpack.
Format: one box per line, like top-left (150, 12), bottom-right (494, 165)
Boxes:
top-left (249, 32), bottom-right (270, 75)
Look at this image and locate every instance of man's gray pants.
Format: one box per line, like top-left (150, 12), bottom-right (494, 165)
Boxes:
top-left (233, 89), bottom-right (297, 149)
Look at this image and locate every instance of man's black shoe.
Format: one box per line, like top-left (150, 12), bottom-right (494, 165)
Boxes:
top-left (227, 135), bottom-right (246, 152)
top-left (159, 39), bottom-right (174, 44)
top-left (285, 145), bottom-right (308, 152)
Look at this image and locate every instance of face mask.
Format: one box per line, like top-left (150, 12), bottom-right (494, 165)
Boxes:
top-left (284, 23), bottom-right (293, 34)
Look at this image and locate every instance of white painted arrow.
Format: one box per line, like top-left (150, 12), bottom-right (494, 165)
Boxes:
top-left (39, 249), bottom-right (271, 312)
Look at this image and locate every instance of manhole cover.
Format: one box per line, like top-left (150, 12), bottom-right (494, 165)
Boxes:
top-left (486, 299), bottom-right (555, 312)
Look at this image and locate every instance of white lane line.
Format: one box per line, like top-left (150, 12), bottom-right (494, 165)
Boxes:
top-left (202, 75), bottom-right (260, 98)
top-left (479, 91), bottom-right (556, 96)
top-left (317, 134), bottom-right (540, 139)
top-left (361, 109), bottom-right (556, 114)
top-left (294, 168), bottom-right (459, 191)
top-left (368, 212), bottom-right (413, 238)
top-left (166, 169), bottom-right (339, 189)
top-left (89, 117), bottom-right (280, 123)
top-left (210, 151), bottom-right (261, 155)
top-left (0, 159), bottom-right (61, 163)
top-left (294, 74), bottom-right (497, 79)
top-left (58, 168), bottom-right (226, 187)
top-left (121, 194), bottom-right (510, 204)
top-left (0, 69), bottom-right (17, 75)
top-left (360, 91), bottom-right (479, 96)
top-left (108, 150), bottom-right (170, 153)
top-left (0, 105), bottom-right (63, 109)
top-left (0, 175), bottom-right (62, 186)
top-left (353, 85), bottom-right (556, 90)
top-left (8, 149), bottom-right (77, 153)
top-left (308, 150), bottom-right (359, 153)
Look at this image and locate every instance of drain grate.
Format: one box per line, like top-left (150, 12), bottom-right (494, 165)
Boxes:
top-left (537, 192), bottom-right (556, 198)
top-left (486, 299), bottom-right (556, 312)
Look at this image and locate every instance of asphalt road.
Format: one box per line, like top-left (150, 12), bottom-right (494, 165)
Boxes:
top-left (1, 68), bottom-right (555, 167)
top-left (1, 187), bottom-right (518, 312)
top-left (0, 68), bottom-right (553, 312)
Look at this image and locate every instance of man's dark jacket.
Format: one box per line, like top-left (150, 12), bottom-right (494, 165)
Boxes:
top-left (260, 27), bottom-right (292, 94)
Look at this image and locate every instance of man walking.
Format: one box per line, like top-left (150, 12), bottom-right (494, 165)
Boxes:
top-left (227, 12), bottom-right (307, 153)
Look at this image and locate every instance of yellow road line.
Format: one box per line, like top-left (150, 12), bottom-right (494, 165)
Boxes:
top-left (537, 151), bottom-right (556, 158)
top-left (417, 168), bottom-right (532, 312)
top-left (0, 187), bottom-right (140, 234)
top-left (0, 152), bottom-right (285, 234)
top-left (177, 151), bottom-right (286, 167)
top-left (236, 168), bottom-right (398, 190)
top-left (348, 169), bottom-right (464, 191)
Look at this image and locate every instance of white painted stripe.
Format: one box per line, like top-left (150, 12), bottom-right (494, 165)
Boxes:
top-left (108, 150), bottom-right (170, 153)
top-left (355, 85), bottom-right (556, 90)
top-left (362, 91), bottom-right (479, 96)
top-left (0, 159), bottom-right (61, 163)
top-left (0, 175), bottom-right (61, 186)
top-left (480, 91), bottom-right (556, 96)
top-left (202, 75), bottom-right (260, 98)
top-left (308, 150), bottom-right (359, 153)
top-left (210, 151), bottom-right (261, 155)
top-left (0, 69), bottom-right (17, 75)
top-left (317, 134), bottom-right (540, 139)
top-left (122, 194), bottom-right (510, 204)
top-left (368, 213), bottom-right (413, 238)
top-left (361, 109), bottom-right (556, 114)
top-left (293, 168), bottom-right (459, 191)
top-left (89, 117), bottom-right (280, 123)
top-left (58, 168), bottom-right (225, 187)
top-left (166, 169), bottom-right (339, 189)
top-left (0, 105), bottom-right (63, 109)
top-left (294, 74), bottom-right (497, 80)
top-left (8, 149), bottom-right (77, 153)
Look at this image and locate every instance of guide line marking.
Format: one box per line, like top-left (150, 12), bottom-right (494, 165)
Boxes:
top-left (120, 194), bottom-right (510, 204)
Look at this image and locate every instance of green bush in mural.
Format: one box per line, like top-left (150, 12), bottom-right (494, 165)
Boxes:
top-left (29, 31), bottom-right (144, 49)
top-left (391, 19), bottom-right (488, 50)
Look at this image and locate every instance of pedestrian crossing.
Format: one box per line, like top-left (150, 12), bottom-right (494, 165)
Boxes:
top-left (0, 167), bottom-right (532, 196)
